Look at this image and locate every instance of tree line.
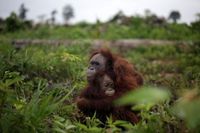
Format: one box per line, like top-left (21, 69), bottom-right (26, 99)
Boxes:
top-left (0, 3), bottom-right (200, 33)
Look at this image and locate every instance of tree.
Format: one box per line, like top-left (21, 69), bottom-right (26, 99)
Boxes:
top-left (5, 12), bottom-right (22, 32)
top-left (191, 13), bottom-right (200, 33)
top-left (168, 11), bottom-right (181, 23)
top-left (19, 3), bottom-right (28, 21)
top-left (196, 13), bottom-right (200, 21)
top-left (0, 17), bottom-right (5, 32)
top-left (109, 10), bottom-right (124, 23)
top-left (37, 14), bottom-right (46, 24)
top-left (51, 10), bottom-right (57, 25)
top-left (62, 5), bottom-right (74, 24)
top-left (144, 9), bottom-right (152, 18)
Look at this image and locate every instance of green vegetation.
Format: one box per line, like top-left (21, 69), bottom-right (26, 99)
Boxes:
top-left (1, 13), bottom-right (200, 41)
top-left (0, 9), bottom-right (200, 132)
top-left (0, 22), bottom-right (200, 41)
top-left (0, 40), bottom-right (200, 132)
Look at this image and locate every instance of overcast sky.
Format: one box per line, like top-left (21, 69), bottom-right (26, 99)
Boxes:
top-left (0, 0), bottom-right (200, 24)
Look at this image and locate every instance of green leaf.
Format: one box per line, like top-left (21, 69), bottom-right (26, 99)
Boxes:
top-left (115, 86), bottom-right (171, 108)
top-left (172, 97), bottom-right (200, 129)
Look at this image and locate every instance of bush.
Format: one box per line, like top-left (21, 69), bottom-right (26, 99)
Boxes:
top-left (5, 12), bottom-right (24, 32)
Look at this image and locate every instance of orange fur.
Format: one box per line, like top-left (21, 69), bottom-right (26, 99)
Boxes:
top-left (76, 49), bottom-right (143, 124)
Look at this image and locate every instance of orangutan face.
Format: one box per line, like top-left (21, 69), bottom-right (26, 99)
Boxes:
top-left (86, 54), bottom-right (106, 82)
top-left (100, 75), bottom-right (114, 91)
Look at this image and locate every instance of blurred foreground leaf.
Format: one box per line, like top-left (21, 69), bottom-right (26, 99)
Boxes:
top-left (172, 89), bottom-right (200, 131)
top-left (115, 86), bottom-right (171, 110)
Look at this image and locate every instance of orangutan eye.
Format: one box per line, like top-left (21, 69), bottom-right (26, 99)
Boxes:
top-left (91, 61), bottom-right (100, 66)
top-left (95, 62), bottom-right (100, 66)
top-left (104, 83), bottom-right (109, 87)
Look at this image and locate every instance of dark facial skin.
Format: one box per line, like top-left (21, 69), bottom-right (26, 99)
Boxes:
top-left (87, 54), bottom-right (106, 83)
top-left (100, 75), bottom-right (114, 91)
top-left (100, 75), bottom-right (115, 96)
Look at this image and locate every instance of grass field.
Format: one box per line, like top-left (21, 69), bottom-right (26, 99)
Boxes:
top-left (0, 38), bottom-right (200, 132)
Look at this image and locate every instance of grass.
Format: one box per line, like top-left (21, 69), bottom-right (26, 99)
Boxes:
top-left (0, 40), bottom-right (200, 132)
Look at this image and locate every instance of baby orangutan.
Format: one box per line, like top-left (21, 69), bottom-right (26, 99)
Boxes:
top-left (100, 74), bottom-right (115, 96)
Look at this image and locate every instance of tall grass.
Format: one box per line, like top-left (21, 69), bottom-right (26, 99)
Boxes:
top-left (0, 41), bottom-right (200, 132)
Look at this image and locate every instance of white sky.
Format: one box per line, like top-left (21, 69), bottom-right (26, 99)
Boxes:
top-left (0, 0), bottom-right (200, 24)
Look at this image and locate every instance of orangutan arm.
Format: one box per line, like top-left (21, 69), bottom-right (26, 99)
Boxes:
top-left (112, 107), bottom-right (140, 124)
top-left (76, 95), bottom-right (116, 112)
